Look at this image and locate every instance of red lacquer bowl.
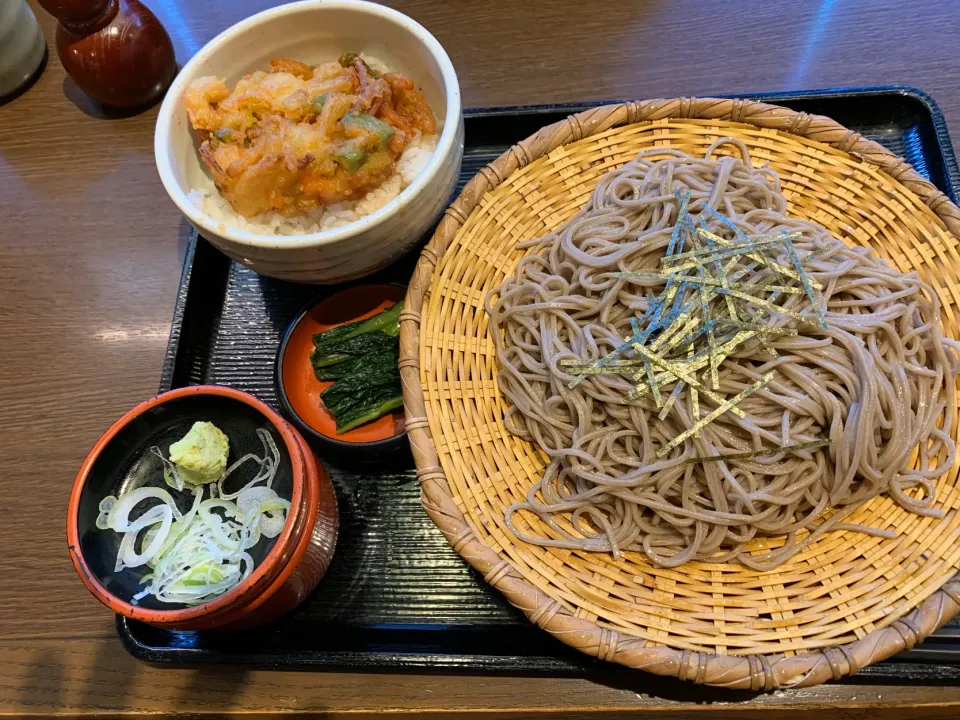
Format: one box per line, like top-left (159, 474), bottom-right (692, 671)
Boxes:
top-left (67, 385), bottom-right (338, 630)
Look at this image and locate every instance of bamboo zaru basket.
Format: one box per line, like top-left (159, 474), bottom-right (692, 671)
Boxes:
top-left (398, 99), bottom-right (960, 689)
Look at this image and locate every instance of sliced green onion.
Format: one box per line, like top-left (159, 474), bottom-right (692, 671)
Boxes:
top-left (104, 426), bottom-right (289, 606)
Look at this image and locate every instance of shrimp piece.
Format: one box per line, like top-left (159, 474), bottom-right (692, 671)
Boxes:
top-left (278, 89), bottom-right (311, 120)
top-left (229, 71), bottom-right (269, 98)
top-left (199, 140), bottom-right (249, 193)
top-left (229, 153), bottom-right (302, 216)
top-left (218, 108), bottom-right (261, 136)
top-left (207, 142), bottom-right (244, 170)
top-left (305, 71), bottom-right (358, 98)
top-left (377, 105), bottom-right (414, 137)
top-left (384, 73), bottom-right (436, 134)
top-left (316, 92), bottom-right (357, 138)
top-left (223, 72), bottom-right (309, 120)
top-left (300, 149), bottom-right (395, 206)
top-left (199, 140), bottom-right (251, 197)
top-left (206, 121), bottom-right (306, 216)
top-left (218, 72), bottom-right (274, 128)
top-left (252, 72), bottom-right (308, 110)
top-left (269, 58), bottom-right (314, 79)
top-left (352, 57), bottom-right (390, 115)
top-left (184, 76), bottom-right (229, 131)
top-left (312, 61), bottom-right (349, 82)
top-left (283, 121), bottom-right (328, 159)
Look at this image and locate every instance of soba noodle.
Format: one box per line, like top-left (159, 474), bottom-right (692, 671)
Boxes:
top-left (487, 139), bottom-right (960, 570)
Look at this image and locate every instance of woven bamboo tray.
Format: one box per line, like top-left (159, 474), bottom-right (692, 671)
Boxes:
top-left (399, 98), bottom-right (960, 690)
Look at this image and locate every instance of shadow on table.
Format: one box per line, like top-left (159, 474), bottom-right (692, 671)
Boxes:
top-left (584, 669), bottom-right (763, 704)
top-left (17, 634), bottom-right (136, 713)
top-left (62, 76), bottom-right (165, 120)
top-left (18, 646), bottom-right (64, 713)
top-left (175, 663), bottom-right (250, 709)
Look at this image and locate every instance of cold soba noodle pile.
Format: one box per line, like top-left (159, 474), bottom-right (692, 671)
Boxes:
top-left (487, 139), bottom-right (960, 570)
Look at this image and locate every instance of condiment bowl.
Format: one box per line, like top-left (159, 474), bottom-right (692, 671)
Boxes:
top-left (67, 386), bottom-right (338, 630)
top-left (154, 0), bottom-right (464, 284)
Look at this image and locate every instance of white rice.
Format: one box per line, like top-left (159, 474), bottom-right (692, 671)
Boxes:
top-left (358, 52), bottom-right (391, 76)
top-left (187, 54), bottom-right (438, 237)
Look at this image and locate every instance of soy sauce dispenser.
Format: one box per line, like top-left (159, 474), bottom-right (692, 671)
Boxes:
top-left (37, 0), bottom-right (176, 108)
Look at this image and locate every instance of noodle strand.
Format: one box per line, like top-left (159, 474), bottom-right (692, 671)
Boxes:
top-left (489, 143), bottom-right (960, 569)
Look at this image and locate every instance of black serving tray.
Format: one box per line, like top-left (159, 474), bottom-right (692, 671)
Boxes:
top-left (119, 87), bottom-right (960, 682)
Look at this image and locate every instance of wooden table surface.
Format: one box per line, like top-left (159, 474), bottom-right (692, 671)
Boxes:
top-left (4, 0), bottom-right (960, 717)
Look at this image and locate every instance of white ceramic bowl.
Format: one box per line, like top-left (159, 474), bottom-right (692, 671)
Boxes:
top-left (155, 0), bottom-right (463, 283)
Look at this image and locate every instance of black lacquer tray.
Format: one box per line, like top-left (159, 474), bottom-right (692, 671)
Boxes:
top-left (120, 87), bottom-right (960, 682)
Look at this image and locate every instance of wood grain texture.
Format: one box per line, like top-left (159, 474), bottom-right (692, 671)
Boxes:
top-left (4, 0), bottom-right (960, 715)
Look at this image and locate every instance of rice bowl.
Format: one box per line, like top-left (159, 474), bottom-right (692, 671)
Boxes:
top-left (154, 0), bottom-right (464, 284)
